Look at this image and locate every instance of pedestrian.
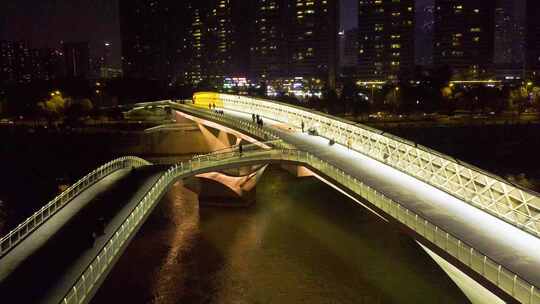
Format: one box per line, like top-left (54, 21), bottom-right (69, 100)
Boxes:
top-left (208, 103), bottom-right (212, 110)
top-left (88, 230), bottom-right (96, 248)
top-left (301, 121), bottom-right (305, 133)
top-left (252, 113), bottom-right (256, 122)
top-left (260, 118), bottom-right (264, 127)
top-left (97, 216), bottom-right (106, 236)
top-left (213, 103), bottom-right (216, 109)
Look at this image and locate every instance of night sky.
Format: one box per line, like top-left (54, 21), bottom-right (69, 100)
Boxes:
top-left (0, 0), bottom-right (121, 68)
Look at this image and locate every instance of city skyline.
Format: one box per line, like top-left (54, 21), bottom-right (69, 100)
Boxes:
top-left (1, 0), bottom-right (538, 87)
top-left (0, 0), bottom-right (122, 68)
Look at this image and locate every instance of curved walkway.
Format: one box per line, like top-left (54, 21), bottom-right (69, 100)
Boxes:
top-left (0, 166), bottom-right (166, 303)
top-left (209, 107), bottom-right (540, 289)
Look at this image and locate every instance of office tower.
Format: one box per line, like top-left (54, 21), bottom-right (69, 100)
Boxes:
top-left (205, 0), bottom-right (252, 84)
top-left (289, 0), bottom-right (339, 87)
top-left (63, 42), bottom-right (90, 78)
top-left (495, 0), bottom-right (526, 66)
top-left (250, 0), bottom-right (290, 80)
top-left (0, 41), bottom-right (34, 84)
top-left (341, 28), bottom-right (359, 70)
top-left (433, 0), bottom-right (495, 80)
top-left (525, 0), bottom-right (540, 79)
top-left (415, 0), bottom-right (435, 66)
top-left (119, 0), bottom-right (189, 84)
top-left (0, 41), bottom-right (16, 84)
top-left (358, 0), bottom-right (415, 81)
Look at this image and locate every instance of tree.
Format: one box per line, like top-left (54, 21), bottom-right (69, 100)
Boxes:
top-left (385, 87), bottom-right (402, 113)
top-left (65, 98), bottom-right (94, 125)
top-left (341, 79), bottom-right (358, 113)
top-left (508, 86), bottom-right (528, 115)
top-left (322, 86), bottom-right (339, 114)
top-left (37, 93), bottom-right (68, 123)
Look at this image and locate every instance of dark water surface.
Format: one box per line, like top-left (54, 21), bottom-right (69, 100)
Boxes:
top-left (92, 166), bottom-right (469, 304)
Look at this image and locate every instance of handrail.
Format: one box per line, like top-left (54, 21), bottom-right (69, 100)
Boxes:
top-left (191, 139), bottom-right (287, 160)
top-left (0, 156), bottom-right (151, 258)
top-left (175, 104), bottom-right (295, 150)
top-left (60, 148), bottom-right (540, 304)
top-left (192, 92), bottom-right (540, 238)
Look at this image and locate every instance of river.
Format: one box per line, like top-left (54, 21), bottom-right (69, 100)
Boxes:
top-left (91, 166), bottom-right (469, 304)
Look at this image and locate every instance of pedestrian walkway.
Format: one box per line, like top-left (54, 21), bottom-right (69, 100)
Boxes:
top-left (220, 108), bottom-right (540, 287)
top-left (0, 166), bottom-right (166, 304)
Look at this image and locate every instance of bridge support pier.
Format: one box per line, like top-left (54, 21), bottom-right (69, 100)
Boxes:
top-left (280, 164), bottom-right (315, 178)
top-left (418, 242), bottom-right (505, 304)
top-left (184, 165), bottom-right (268, 207)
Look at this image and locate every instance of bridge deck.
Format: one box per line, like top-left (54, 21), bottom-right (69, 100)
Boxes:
top-left (0, 166), bottom-right (166, 304)
top-left (220, 108), bottom-right (540, 288)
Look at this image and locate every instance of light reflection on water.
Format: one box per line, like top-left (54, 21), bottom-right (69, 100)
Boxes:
top-left (92, 166), bottom-right (469, 304)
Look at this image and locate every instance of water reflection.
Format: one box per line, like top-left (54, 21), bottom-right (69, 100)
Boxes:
top-left (93, 166), bottom-right (469, 304)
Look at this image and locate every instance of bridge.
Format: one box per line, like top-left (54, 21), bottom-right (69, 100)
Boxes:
top-left (1, 93), bottom-right (540, 303)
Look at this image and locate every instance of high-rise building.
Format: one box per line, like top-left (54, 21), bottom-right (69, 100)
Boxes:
top-left (120, 0), bottom-right (252, 87)
top-left (341, 28), bottom-right (359, 70)
top-left (63, 42), bottom-right (90, 78)
top-left (0, 41), bottom-right (34, 84)
top-left (186, 2), bottom-right (207, 85)
top-left (415, 0), bottom-right (435, 67)
top-left (119, 0), bottom-right (189, 84)
top-left (357, 0), bottom-right (415, 81)
top-left (495, 0), bottom-right (526, 66)
top-left (35, 48), bottom-right (64, 81)
top-left (433, 0), bottom-right (495, 80)
top-left (1, 41), bottom-right (65, 84)
top-left (289, 0), bottom-right (339, 87)
top-left (525, 0), bottom-right (540, 79)
top-left (90, 41), bottom-right (121, 79)
top-left (0, 41), bottom-right (16, 84)
top-left (205, 0), bottom-right (252, 84)
top-left (250, 0), bottom-right (291, 80)
top-left (119, 0), bottom-right (339, 87)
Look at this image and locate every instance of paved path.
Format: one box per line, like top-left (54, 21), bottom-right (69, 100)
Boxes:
top-left (0, 166), bottom-right (166, 304)
top-left (218, 108), bottom-right (540, 287)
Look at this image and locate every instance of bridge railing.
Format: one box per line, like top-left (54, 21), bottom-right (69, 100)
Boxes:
top-left (301, 151), bottom-right (540, 304)
top-left (0, 156), bottom-right (150, 258)
top-left (192, 92), bottom-right (540, 238)
top-left (172, 103), bottom-right (293, 148)
top-left (192, 139), bottom-right (288, 160)
top-left (60, 148), bottom-right (285, 304)
top-left (60, 149), bottom-right (540, 304)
